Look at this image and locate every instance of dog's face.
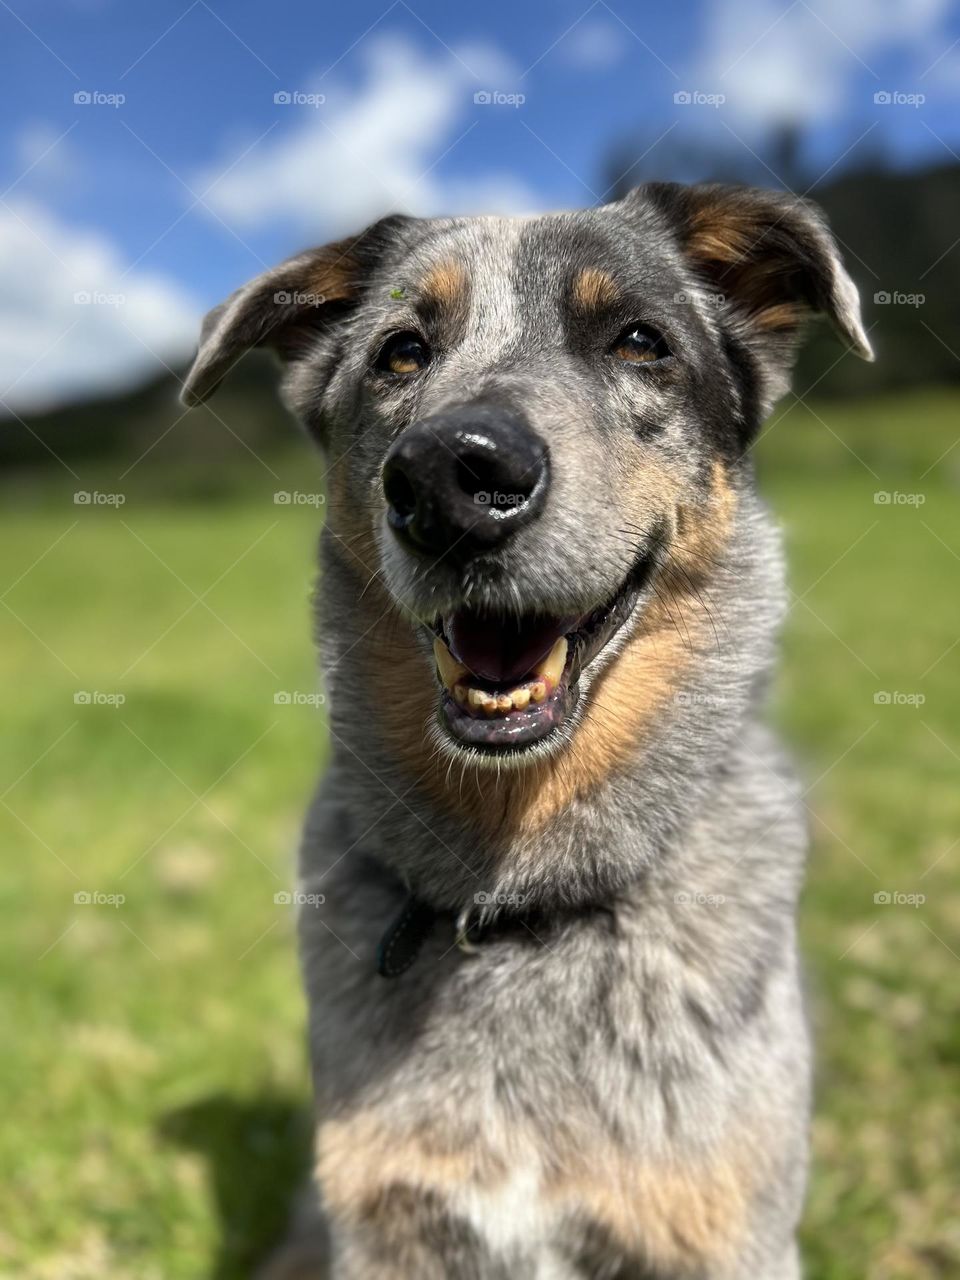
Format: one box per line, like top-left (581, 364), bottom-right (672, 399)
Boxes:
top-left (184, 184), bottom-right (871, 762)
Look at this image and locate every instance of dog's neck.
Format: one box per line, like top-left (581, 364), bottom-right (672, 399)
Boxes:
top-left (315, 481), bottom-right (786, 918)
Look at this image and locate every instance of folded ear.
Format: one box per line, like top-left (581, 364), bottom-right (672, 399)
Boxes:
top-left (181, 213), bottom-right (411, 407)
top-left (631, 182), bottom-right (872, 405)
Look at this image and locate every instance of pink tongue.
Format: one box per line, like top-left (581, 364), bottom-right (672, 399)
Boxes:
top-left (446, 610), bottom-right (573, 685)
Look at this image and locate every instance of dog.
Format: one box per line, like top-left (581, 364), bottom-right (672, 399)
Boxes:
top-left (183, 182), bottom-right (872, 1279)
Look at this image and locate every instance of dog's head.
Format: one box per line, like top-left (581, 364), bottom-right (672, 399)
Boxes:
top-left (184, 184), bottom-right (871, 765)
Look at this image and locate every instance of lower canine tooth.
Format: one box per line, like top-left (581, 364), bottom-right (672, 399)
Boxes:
top-left (535, 636), bottom-right (568, 689)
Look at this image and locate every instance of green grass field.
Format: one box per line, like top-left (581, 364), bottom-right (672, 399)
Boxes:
top-left (2, 388), bottom-right (958, 1278)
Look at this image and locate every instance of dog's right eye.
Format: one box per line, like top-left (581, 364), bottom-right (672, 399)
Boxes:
top-left (375, 332), bottom-right (431, 377)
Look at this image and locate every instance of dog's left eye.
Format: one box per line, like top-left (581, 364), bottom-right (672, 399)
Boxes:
top-left (375, 332), bottom-right (431, 376)
top-left (611, 326), bottom-right (671, 364)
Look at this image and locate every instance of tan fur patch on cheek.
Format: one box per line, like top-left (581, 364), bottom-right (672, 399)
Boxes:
top-left (672, 459), bottom-right (738, 577)
top-left (572, 267), bottom-right (619, 312)
top-left (323, 463), bottom-right (382, 577)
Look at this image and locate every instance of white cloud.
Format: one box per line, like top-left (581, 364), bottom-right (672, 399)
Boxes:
top-left (200, 35), bottom-right (541, 235)
top-left (0, 199), bottom-right (200, 413)
top-left (689, 0), bottom-right (957, 127)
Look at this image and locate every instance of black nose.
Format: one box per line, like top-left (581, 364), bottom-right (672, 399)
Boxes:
top-left (382, 403), bottom-right (549, 558)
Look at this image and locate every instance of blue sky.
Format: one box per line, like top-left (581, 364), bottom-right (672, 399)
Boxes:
top-left (3, 0), bottom-right (959, 410)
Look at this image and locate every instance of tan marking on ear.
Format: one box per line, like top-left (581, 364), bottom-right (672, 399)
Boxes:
top-left (317, 1113), bottom-right (507, 1223)
top-left (572, 267), bottom-right (619, 311)
top-left (420, 260), bottom-right (469, 312)
top-left (304, 237), bottom-right (370, 306)
top-left (686, 205), bottom-right (813, 335)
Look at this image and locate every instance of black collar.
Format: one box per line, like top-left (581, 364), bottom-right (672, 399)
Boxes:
top-left (376, 894), bottom-right (547, 978)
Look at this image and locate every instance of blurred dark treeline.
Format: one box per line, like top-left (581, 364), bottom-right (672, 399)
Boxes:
top-left (2, 131), bottom-right (958, 473)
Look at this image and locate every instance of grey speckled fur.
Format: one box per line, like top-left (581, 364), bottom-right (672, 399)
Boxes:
top-left (183, 183), bottom-right (872, 1279)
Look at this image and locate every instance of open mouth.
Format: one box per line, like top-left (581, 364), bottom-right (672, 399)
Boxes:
top-left (430, 549), bottom-right (656, 754)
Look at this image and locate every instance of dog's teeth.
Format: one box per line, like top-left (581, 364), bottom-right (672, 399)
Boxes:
top-left (433, 638), bottom-right (468, 691)
top-left (535, 637), bottom-right (568, 689)
top-left (438, 634), bottom-right (567, 719)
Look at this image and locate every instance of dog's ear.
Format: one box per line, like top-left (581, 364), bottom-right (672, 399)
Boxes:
top-left (180, 214), bottom-right (411, 407)
top-left (626, 182), bottom-right (872, 406)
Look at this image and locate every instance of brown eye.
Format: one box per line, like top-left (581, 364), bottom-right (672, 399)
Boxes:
top-left (375, 332), bottom-right (431, 376)
top-left (612, 326), bottom-right (671, 364)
